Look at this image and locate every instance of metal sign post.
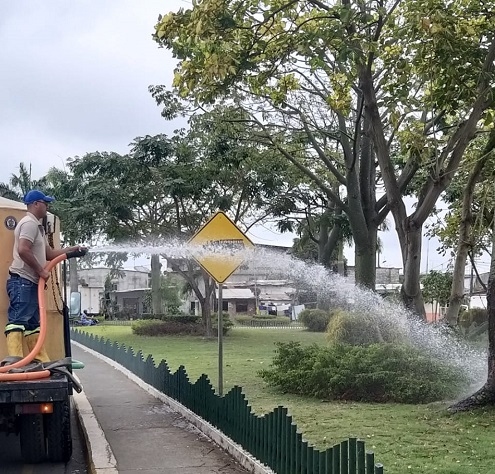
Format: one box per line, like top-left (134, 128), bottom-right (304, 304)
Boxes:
top-left (218, 283), bottom-right (223, 396)
top-left (188, 211), bottom-right (254, 397)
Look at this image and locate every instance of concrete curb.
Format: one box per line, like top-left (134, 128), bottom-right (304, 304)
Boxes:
top-left (72, 341), bottom-right (273, 474)
top-left (72, 374), bottom-right (118, 474)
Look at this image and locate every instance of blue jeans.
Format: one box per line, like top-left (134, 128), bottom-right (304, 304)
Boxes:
top-left (5, 276), bottom-right (40, 334)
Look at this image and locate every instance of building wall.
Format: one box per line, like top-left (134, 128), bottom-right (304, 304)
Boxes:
top-left (80, 287), bottom-right (102, 314)
top-left (71, 268), bottom-right (150, 315)
top-left (226, 299), bottom-right (256, 316)
top-left (346, 266), bottom-right (401, 285)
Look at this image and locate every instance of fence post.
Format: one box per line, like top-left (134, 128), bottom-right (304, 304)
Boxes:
top-left (333, 443), bottom-right (340, 474)
top-left (357, 440), bottom-right (366, 474)
top-left (325, 446), bottom-right (333, 474)
top-left (341, 439), bottom-right (348, 474)
top-left (366, 452), bottom-right (375, 474)
top-left (374, 464), bottom-right (384, 474)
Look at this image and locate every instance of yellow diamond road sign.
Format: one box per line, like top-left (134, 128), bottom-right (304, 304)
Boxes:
top-left (188, 211), bottom-right (255, 283)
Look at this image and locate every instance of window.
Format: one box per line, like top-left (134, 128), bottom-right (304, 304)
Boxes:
top-left (236, 302), bottom-right (248, 313)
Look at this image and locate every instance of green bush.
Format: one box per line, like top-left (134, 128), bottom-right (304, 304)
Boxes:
top-left (298, 309), bottom-right (331, 332)
top-left (132, 319), bottom-right (202, 336)
top-left (162, 315), bottom-right (201, 324)
top-left (141, 313), bottom-right (199, 322)
top-left (326, 309), bottom-right (406, 345)
top-left (211, 312), bottom-right (233, 335)
top-left (259, 342), bottom-right (468, 403)
top-left (459, 307), bottom-right (488, 329)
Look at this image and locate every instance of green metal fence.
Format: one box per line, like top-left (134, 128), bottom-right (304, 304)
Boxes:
top-left (71, 329), bottom-right (384, 474)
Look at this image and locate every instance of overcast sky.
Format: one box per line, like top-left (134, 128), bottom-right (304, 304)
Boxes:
top-left (0, 1), bottom-right (467, 273)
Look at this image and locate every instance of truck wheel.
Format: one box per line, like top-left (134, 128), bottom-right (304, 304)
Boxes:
top-left (45, 397), bottom-right (72, 462)
top-left (20, 414), bottom-right (46, 463)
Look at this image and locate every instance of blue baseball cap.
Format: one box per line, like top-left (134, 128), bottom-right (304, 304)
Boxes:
top-left (23, 190), bottom-right (56, 205)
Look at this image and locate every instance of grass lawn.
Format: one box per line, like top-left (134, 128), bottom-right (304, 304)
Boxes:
top-left (76, 325), bottom-right (495, 474)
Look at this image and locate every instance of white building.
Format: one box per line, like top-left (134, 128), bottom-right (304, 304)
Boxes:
top-left (71, 267), bottom-right (150, 314)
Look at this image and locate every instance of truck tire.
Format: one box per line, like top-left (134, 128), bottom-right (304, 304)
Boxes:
top-left (45, 397), bottom-right (72, 462)
top-left (20, 414), bottom-right (46, 463)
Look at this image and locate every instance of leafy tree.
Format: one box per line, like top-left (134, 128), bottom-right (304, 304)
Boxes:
top-left (421, 270), bottom-right (453, 320)
top-left (450, 216), bottom-right (495, 411)
top-left (66, 137), bottom-right (181, 317)
top-left (143, 273), bottom-right (184, 315)
top-left (432, 131), bottom-right (495, 325)
top-left (62, 110), bottom-right (291, 333)
top-left (155, 0), bottom-right (495, 317)
top-left (274, 188), bottom-right (352, 270)
top-left (0, 162), bottom-right (48, 200)
top-left (0, 182), bottom-right (21, 201)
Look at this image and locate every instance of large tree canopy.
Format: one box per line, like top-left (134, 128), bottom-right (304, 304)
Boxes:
top-left (58, 108), bottom-right (297, 331)
top-left (155, 0), bottom-right (495, 315)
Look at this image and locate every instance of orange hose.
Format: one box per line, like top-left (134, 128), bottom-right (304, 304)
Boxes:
top-left (0, 254), bottom-right (68, 380)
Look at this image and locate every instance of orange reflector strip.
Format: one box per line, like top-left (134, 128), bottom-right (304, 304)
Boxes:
top-left (19, 403), bottom-right (53, 414)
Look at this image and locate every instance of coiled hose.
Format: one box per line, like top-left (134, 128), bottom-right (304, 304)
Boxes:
top-left (0, 253), bottom-right (70, 381)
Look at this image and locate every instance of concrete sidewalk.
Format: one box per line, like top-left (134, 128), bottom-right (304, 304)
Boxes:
top-left (71, 343), bottom-right (254, 474)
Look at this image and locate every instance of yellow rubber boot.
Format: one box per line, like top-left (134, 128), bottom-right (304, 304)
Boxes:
top-left (6, 331), bottom-right (24, 358)
top-left (25, 333), bottom-right (50, 363)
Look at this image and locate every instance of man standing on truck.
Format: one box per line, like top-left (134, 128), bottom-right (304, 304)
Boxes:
top-left (4, 189), bottom-right (86, 363)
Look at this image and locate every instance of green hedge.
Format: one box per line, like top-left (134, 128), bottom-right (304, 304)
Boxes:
top-left (298, 309), bottom-right (331, 332)
top-left (132, 319), bottom-right (202, 336)
top-left (132, 314), bottom-right (233, 336)
top-left (326, 309), bottom-right (406, 345)
top-left (259, 341), bottom-right (468, 403)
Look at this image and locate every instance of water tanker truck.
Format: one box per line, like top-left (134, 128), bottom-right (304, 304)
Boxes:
top-left (0, 196), bottom-right (84, 463)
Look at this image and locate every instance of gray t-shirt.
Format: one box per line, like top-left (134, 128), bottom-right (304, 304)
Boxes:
top-left (9, 212), bottom-right (47, 284)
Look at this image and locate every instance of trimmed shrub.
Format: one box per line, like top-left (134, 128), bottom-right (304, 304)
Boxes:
top-left (259, 342), bottom-right (468, 403)
top-left (459, 307), bottom-right (488, 329)
top-left (299, 309), bottom-right (332, 332)
top-left (211, 312), bottom-right (234, 335)
top-left (132, 314), bottom-right (232, 336)
top-left (132, 319), bottom-right (202, 336)
top-left (141, 314), bottom-right (199, 323)
top-left (326, 309), bottom-right (406, 345)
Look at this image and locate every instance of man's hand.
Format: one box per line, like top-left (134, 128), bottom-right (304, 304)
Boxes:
top-left (67, 246), bottom-right (89, 259)
top-left (39, 269), bottom-right (50, 281)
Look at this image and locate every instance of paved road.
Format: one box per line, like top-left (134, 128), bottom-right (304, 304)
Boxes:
top-left (72, 344), bottom-right (249, 474)
top-left (0, 400), bottom-right (88, 474)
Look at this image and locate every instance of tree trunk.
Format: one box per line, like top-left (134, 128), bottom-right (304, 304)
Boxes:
top-left (359, 40), bottom-right (495, 318)
top-left (400, 224), bottom-right (426, 317)
top-left (446, 130), bottom-right (495, 326)
top-left (150, 254), bottom-right (162, 315)
top-left (354, 230), bottom-right (377, 290)
top-left (168, 260), bottom-right (214, 335)
top-left (337, 240), bottom-right (345, 276)
top-left (319, 206), bottom-right (342, 269)
top-left (202, 273), bottom-right (213, 338)
top-left (201, 292), bottom-right (212, 337)
top-left (449, 215), bottom-right (495, 412)
top-left (446, 232), bottom-right (471, 326)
